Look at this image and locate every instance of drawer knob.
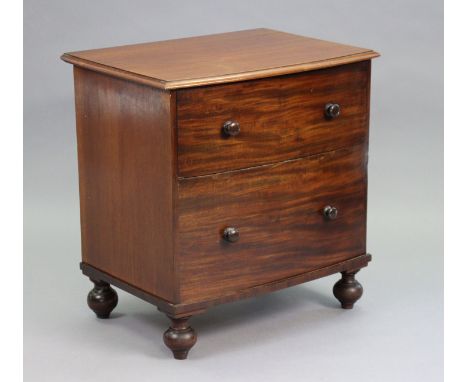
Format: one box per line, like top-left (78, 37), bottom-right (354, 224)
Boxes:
top-left (223, 227), bottom-right (240, 242)
top-left (223, 120), bottom-right (241, 137)
top-left (323, 205), bottom-right (338, 220)
top-left (324, 103), bottom-right (341, 119)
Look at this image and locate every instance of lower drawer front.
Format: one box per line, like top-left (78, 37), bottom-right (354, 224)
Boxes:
top-left (176, 145), bottom-right (367, 303)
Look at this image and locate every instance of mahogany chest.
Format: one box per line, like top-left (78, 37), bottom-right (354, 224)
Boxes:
top-left (61, 28), bottom-right (379, 359)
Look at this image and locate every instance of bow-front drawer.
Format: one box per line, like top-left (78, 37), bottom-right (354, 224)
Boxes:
top-left (176, 144), bottom-right (367, 303)
top-left (177, 61), bottom-right (370, 177)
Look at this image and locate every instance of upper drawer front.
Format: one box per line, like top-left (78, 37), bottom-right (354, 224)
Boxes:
top-left (176, 145), bottom-right (367, 303)
top-left (177, 61), bottom-right (370, 177)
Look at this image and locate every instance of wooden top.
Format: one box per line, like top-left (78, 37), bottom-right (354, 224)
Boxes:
top-left (61, 28), bottom-right (379, 90)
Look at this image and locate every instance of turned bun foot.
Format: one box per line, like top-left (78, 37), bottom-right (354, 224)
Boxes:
top-left (87, 279), bottom-right (118, 318)
top-left (163, 316), bottom-right (197, 360)
top-left (333, 271), bottom-right (363, 309)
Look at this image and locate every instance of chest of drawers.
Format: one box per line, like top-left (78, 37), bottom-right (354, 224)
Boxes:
top-left (61, 28), bottom-right (379, 359)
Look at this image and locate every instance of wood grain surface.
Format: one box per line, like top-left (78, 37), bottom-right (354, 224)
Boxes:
top-left (176, 145), bottom-right (368, 303)
top-left (61, 28), bottom-right (379, 89)
top-left (177, 61), bottom-right (370, 177)
top-left (74, 67), bottom-right (177, 301)
top-left (81, 254), bottom-right (372, 317)
top-left (64, 28), bottom-right (379, 360)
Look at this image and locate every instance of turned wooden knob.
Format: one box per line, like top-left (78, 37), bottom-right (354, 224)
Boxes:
top-left (323, 205), bottom-right (338, 220)
top-left (222, 120), bottom-right (241, 137)
top-left (324, 103), bottom-right (340, 119)
top-left (223, 227), bottom-right (240, 242)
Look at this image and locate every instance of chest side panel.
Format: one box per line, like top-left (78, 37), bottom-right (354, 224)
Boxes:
top-left (73, 67), bottom-right (176, 301)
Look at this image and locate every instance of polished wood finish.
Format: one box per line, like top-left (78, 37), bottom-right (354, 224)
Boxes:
top-left (73, 67), bottom-right (177, 301)
top-left (87, 279), bottom-right (118, 318)
top-left (333, 271), bottom-right (364, 309)
top-left (61, 28), bottom-right (379, 89)
top-left (177, 61), bottom-right (370, 176)
top-left (80, 254), bottom-right (371, 318)
top-left (63, 29), bottom-right (378, 359)
top-left (177, 145), bottom-right (367, 302)
top-left (163, 316), bottom-right (197, 360)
